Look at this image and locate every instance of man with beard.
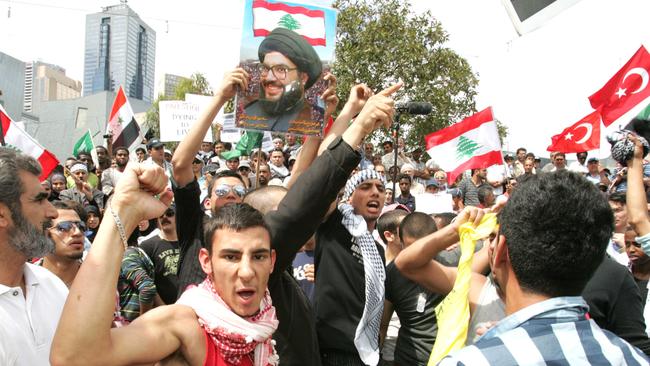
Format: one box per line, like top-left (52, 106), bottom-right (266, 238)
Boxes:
top-left (0, 147), bottom-right (67, 365)
top-left (240, 27), bottom-right (324, 134)
top-left (140, 204), bottom-right (180, 305)
top-left (102, 146), bottom-right (130, 197)
top-left (37, 200), bottom-right (85, 288)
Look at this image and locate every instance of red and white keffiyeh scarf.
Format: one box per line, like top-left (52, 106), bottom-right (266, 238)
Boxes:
top-left (177, 278), bottom-right (279, 366)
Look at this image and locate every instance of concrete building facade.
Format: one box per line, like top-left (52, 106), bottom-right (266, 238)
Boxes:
top-left (24, 61), bottom-right (82, 114)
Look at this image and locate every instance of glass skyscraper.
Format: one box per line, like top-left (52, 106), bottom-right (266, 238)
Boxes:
top-left (83, 2), bottom-right (156, 103)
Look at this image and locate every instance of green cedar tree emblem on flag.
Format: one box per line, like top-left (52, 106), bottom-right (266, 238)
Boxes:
top-left (278, 14), bottom-right (301, 30)
top-left (455, 135), bottom-right (482, 161)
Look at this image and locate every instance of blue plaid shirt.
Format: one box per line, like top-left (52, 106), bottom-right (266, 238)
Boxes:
top-left (439, 297), bottom-right (649, 365)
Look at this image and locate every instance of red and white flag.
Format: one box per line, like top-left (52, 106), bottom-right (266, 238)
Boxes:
top-left (589, 45), bottom-right (650, 126)
top-left (108, 86), bottom-right (143, 152)
top-left (547, 111), bottom-right (601, 153)
top-left (0, 104), bottom-right (58, 180)
top-left (425, 107), bottom-right (502, 184)
top-left (252, 0), bottom-right (326, 46)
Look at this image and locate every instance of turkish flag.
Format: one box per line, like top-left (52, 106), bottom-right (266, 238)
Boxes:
top-left (589, 45), bottom-right (650, 126)
top-left (547, 111), bottom-right (601, 153)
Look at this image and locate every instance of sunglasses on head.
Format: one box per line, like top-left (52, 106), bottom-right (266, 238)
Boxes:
top-left (53, 221), bottom-right (86, 233)
top-left (214, 184), bottom-right (246, 198)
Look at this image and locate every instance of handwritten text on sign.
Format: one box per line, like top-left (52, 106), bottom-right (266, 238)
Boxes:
top-left (159, 101), bottom-right (213, 142)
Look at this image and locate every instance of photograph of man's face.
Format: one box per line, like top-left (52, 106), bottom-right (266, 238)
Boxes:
top-left (257, 51), bottom-right (309, 117)
top-left (236, 25), bottom-right (329, 136)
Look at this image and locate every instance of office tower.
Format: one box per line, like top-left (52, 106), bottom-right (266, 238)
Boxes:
top-left (83, 1), bottom-right (156, 103)
top-left (24, 61), bottom-right (82, 113)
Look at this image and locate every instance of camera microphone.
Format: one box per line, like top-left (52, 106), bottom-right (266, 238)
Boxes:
top-left (395, 102), bottom-right (433, 115)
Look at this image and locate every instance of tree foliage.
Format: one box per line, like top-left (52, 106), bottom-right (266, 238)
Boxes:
top-left (332, 0), bottom-right (492, 150)
top-left (144, 72), bottom-right (213, 139)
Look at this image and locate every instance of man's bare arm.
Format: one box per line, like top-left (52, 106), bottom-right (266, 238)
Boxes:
top-left (627, 135), bottom-right (650, 237)
top-left (172, 69), bottom-right (248, 187)
top-left (394, 207), bottom-right (485, 295)
top-left (50, 164), bottom-right (188, 366)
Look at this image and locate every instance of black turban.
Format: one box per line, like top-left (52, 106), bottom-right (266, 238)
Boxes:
top-left (258, 27), bottom-right (322, 89)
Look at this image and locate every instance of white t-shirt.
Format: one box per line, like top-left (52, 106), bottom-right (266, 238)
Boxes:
top-left (0, 263), bottom-right (68, 365)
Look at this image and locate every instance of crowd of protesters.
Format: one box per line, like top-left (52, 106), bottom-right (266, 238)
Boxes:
top-left (3, 67), bottom-right (650, 366)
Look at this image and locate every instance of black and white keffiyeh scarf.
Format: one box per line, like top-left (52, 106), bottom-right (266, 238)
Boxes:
top-left (339, 169), bottom-right (387, 365)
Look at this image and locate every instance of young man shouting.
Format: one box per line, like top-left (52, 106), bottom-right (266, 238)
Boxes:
top-left (51, 164), bottom-right (279, 365)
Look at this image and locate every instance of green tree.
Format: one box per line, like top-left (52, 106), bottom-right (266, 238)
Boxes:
top-left (278, 14), bottom-right (301, 30)
top-left (332, 0), bottom-right (505, 151)
top-left (144, 72), bottom-right (213, 140)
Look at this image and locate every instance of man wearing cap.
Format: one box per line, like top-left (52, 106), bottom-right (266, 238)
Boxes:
top-left (101, 146), bottom-right (129, 197)
top-left (425, 179), bottom-right (440, 194)
top-left (240, 27), bottom-right (324, 134)
top-left (59, 162), bottom-right (105, 210)
top-left (237, 160), bottom-right (254, 189)
top-left (145, 138), bottom-right (173, 180)
top-left (163, 148), bottom-right (173, 163)
top-left (315, 168), bottom-right (389, 365)
top-left (586, 157), bottom-right (603, 185)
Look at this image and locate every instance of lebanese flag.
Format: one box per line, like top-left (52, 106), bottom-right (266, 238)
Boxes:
top-left (425, 107), bottom-right (502, 184)
top-left (0, 105), bottom-right (58, 180)
top-left (108, 86), bottom-right (142, 151)
top-left (252, 0), bottom-right (326, 46)
top-left (547, 111), bottom-right (601, 153)
top-left (589, 45), bottom-right (650, 126)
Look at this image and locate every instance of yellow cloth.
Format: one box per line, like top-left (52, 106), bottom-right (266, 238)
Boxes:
top-left (428, 213), bottom-right (497, 365)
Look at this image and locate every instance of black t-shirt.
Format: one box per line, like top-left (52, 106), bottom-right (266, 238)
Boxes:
top-left (582, 256), bottom-right (650, 355)
top-left (140, 236), bottom-right (180, 305)
top-left (314, 209), bottom-right (386, 354)
top-left (385, 261), bottom-right (443, 366)
top-left (635, 278), bottom-right (649, 305)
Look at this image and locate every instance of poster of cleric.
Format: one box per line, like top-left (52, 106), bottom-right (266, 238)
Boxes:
top-left (236, 0), bottom-right (337, 136)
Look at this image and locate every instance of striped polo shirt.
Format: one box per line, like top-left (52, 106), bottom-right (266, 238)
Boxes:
top-left (439, 297), bottom-right (649, 365)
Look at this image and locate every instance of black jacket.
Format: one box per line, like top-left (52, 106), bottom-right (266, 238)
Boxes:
top-left (174, 136), bottom-right (360, 365)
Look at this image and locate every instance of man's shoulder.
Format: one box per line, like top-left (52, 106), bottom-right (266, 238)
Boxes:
top-left (25, 263), bottom-right (69, 296)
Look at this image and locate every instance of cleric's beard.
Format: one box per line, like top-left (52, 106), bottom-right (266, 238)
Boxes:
top-left (8, 211), bottom-right (54, 258)
top-left (258, 80), bottom-right (304, 117)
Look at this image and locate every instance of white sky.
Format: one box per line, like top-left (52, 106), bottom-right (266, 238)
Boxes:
top-left (1, 0), bottom-right (649, 158)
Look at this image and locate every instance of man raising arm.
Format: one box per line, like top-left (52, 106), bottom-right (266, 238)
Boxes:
top-left (51, 163), bottom-right (280, 365)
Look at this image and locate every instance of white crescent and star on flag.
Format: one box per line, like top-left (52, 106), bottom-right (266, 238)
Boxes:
top-left (564, 122), bottom-right (593, 143)
top-left (615, 67), bottom-right (649, 99)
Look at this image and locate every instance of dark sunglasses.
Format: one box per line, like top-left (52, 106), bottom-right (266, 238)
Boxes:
top-left (53, 221), bottom-right (86, 233)
top-left (161, 208), bottom-right (175, 218)
top-left (214, 184), bottom-right (246, 198)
